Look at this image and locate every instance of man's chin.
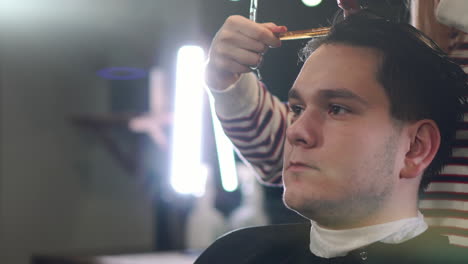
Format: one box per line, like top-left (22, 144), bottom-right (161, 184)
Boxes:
top-left (282, 196), bottom-right (315, 221)
top-left (282, 197), bottom-right (302, 215)
top-left (282, 189), bottom-right (306, 212)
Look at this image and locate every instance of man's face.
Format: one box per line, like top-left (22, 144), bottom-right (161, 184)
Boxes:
top-left (283, 44), bottom-right (407, 229)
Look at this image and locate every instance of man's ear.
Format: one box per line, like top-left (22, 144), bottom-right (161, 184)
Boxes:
top-left (401, 120), bottom-right (441, 179)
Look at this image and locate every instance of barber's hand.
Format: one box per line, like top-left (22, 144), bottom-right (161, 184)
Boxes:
top-left (336, 0), bottom-right (360, 17)
top-left (205, 15), bottom-right (287, 91)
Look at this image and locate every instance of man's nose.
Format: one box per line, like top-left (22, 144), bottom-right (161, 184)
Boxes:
top-left (286, 112), bottom-right (321, 148)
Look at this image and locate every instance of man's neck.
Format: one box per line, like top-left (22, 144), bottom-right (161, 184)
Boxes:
top-left (316, 211), bottom-right (420, 230)
top-left (309, 212), bottom-right (428, 258)
top-left (315, 188), bottom-right (420, 230)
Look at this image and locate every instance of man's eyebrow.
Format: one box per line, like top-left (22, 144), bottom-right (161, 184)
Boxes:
top-left (288, 89), bottom-right (301, 100)
top-left (288, 88), bottom-right (369, 106)
top-left (319, 89), bottom-right (369, 106)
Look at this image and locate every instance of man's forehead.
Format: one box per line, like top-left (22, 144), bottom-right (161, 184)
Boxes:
top-left (299, 44), bottom-right (382, 84)
top-left (305, 43), bottom-right (383, 66)
top-left (291, 44), bottom-right (386, 104)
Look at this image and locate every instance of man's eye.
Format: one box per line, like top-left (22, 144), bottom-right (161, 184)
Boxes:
top-left (289, 105), bottom-right (304, 116)
top-left (328, 104), bottom-right (350, 115)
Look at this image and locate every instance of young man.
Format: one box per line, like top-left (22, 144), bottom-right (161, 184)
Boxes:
top-left (206, 0), bottom-right (468, 247)
top-left (197, 15), bottom-right (467, 263)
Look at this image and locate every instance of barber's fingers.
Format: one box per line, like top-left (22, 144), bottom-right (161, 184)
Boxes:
top-left (205, 38), bottom-right (263, 90)
top-left (223, 15), bottom-right (283, 48)
top-left (211, 44), bottom-right (263, 72)
top-left (261, 22), bottom-right (288, 35)
top-left (209, 57), bottom-right (251, 76)
top-left (216, 29), bottom-right (269, 54)
top-left (205, 15), bottom-right (284, 90)
top-left (205, 52), bottom-right (253, 90)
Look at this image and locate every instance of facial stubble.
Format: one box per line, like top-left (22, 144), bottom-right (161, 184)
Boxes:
top-left (283, 131), bottom-right (401, 229)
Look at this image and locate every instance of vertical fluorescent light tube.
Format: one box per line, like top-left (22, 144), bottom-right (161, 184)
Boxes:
top-left (208, 96), bottom-right (238, 192)
top-left (171, 46), bottom-right (206, 196)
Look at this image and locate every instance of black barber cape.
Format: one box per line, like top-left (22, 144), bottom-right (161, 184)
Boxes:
top-left (195, 222), bottom-right (467, 264)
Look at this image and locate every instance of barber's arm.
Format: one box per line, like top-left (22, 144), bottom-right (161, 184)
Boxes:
top-left (205, 16), bottom-right (289, 184)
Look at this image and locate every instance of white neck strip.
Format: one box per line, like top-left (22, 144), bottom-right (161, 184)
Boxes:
top-left (309, 212), bottom-right (428, 258)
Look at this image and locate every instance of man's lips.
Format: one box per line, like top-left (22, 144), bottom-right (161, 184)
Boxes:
top-left (286, 161), bottom-right (319, 171)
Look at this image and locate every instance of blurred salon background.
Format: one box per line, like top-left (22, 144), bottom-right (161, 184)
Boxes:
top-left (0, 1), bottom-right (405, 263)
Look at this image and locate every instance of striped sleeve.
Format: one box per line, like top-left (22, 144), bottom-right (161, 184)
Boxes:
top-left (448, 32), bottom-right (468, 73)
top-left (209, 73), bottom-right (288, 185)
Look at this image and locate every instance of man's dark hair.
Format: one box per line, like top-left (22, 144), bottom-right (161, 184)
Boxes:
top-left (300, 14), bottom-right (467, 191)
